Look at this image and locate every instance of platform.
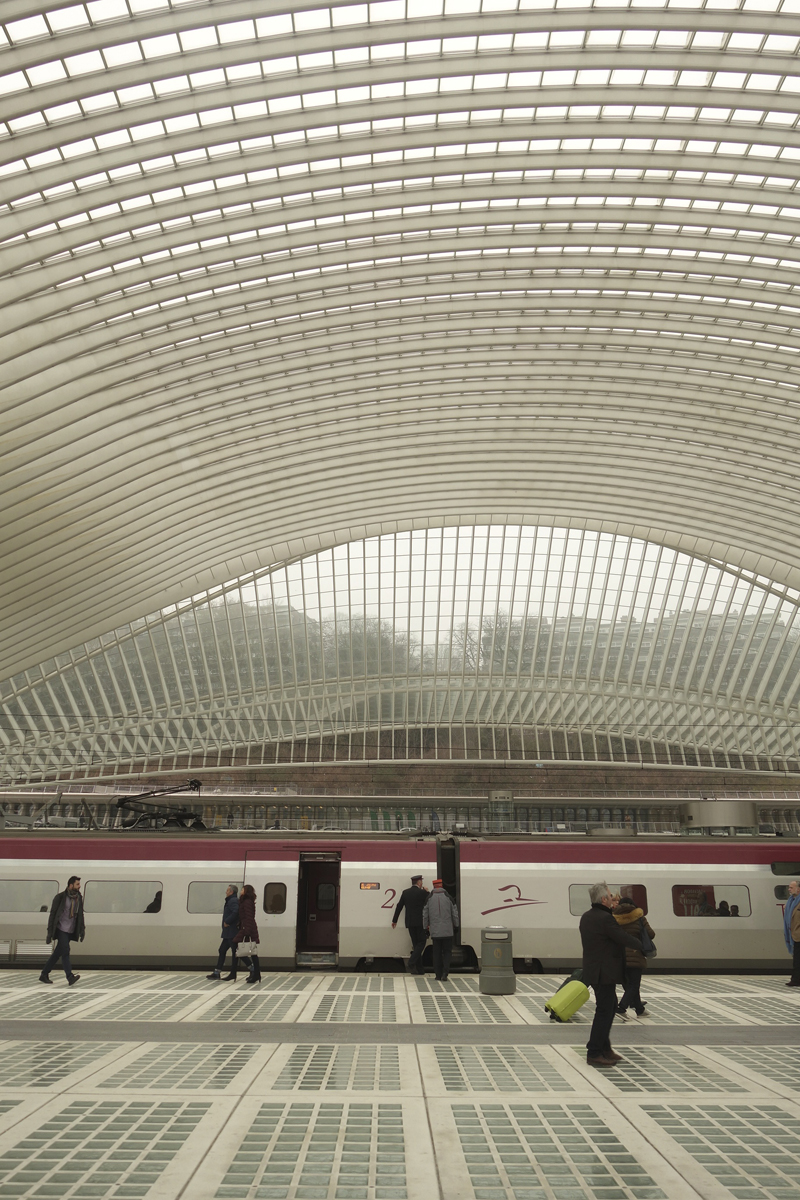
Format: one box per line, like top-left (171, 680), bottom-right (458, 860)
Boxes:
top-left (0, 971), bottom-right (797, 1200)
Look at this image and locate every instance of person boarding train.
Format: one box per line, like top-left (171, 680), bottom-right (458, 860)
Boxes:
top-left (423, 879), bottom-right (459, 982)
top-left (391, 875), bottom-right (429, 975)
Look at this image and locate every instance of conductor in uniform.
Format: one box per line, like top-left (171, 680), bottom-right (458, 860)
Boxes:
top-left (392, 875), bottom-right (430, 974)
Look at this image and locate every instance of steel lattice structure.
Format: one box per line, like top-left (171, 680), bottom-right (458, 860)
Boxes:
top-left (3, 525), bottom-right (800, 781)
top-left (4, 1), bottom-right (800, 779)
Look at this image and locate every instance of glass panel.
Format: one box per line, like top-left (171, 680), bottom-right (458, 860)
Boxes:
top-left (187, 882), bottom-right (241, 914)
top-left (671, 885), bottom-right (751, 917)
top-left (0, 880), bottom-right (58, 913)
top-left (775, 885), bottom-right (789, 900)
top-left (264, 882), bottom-right (287, 914)
top-left (771, 862), bottom-right (800, 875)
top-left (84, 881), bottom-right (163, 913)
top-left (568, 884), bottom-right (647, 916)
top-left (316, 882), bottom-right (336, 911)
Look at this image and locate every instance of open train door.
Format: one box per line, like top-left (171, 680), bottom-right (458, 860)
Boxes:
top-left (296, 852), bottom-right (341, 966)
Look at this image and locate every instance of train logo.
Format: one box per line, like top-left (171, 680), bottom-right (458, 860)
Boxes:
top-left (480, 884), bottom-right (547, 916)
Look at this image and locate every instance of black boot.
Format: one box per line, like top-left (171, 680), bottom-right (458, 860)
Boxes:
top-left (222, 972), bottom-right (237, 981)
top-left (246, 955), bottom-right (261, 984)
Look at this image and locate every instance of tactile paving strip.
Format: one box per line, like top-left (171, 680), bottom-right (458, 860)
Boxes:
top-left (582, 1047), bottom-right (748, 1094)
top-left (144, 976), bottom-right (240, 992)
top-left (214, 1101), bottom-right (407, 1199)
top-left (0, 972), bottom-right (137, 990)
top-left (711, 1046), bottom-right (800, 1090)
top-left (75, 992), bottom-right (197, 1021)
top-left (419, 995), bottom-right (512, 1024)
top-left (325, 977), bottom-right (397, 992)
top-left (0, 1098), bottom-right (209, 1198)
top-left (514, 978), bottom-right (567, 997)
top-left (451, 1102), bottom-right (666, 1200)
top-left (0, 974), bottom-right (49, 989)
top-left (197, 994), bottom-right (298, 1023)
top-left (434, 1047), bottom-right (574, 1093)
top-left (150, 975), bottom-right (315, 993)
top-left (612, 997), bottom-right (737, 1026)
top-left (0, 1042), bottom-right (121, 1088)
top-left (97, 1044), bottom-right (258, 1091)
top-left (4, 993), bottom-right (93, 1020)
top-left (311, 995), bottom-right (399, 1023)
top-left (715, 996), bottom-right (800, 1025)
top-left (272, 1046), bottom-right (402, 1092)
top-left (413, 977), bottom-right (479, 993)
top-left (642, 1102), bottom-right (799, 1199)
top-left (643, 977), bottom-right (745, 995)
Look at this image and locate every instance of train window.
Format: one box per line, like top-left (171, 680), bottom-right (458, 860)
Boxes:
top-left (771, 862), bottom-right (800, 875)
top-left (264, 883), bottom-right (287, 915)
top-left (568, 884), bottom-right (648, 917)
top-left (316, 882), bottom-right (336, 911)
top-left (187, 882), bottom-right (242, 914)
top-left (775, 886), bottom-right (789, 900)
top-left (84, 881), bottom-right (164, 913)
top-left (0, 880), bottom-right (58, 912)
top-left (671, 885), bottom-right (751, 917)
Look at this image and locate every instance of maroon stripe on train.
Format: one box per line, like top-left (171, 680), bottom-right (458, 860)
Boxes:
top-left (0, 837), bottom-right (438, 862)
top-left (459, 841), bottom-right (800, 864)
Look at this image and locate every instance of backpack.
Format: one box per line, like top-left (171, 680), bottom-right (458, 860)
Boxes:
top-left (640, 922), bottom-right (657, 959)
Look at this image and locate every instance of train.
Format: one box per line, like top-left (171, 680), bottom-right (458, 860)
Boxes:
top-left (0, 829), bottom-right (798, 972)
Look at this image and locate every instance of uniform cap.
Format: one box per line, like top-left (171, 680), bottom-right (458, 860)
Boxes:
top-left (432, 879), bottom-right (443, 887)
top-left (411, 874), bottom-right (423, 883)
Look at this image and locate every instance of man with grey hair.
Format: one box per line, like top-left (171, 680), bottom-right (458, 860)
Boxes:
top-left (784, 880), bottom-right (800, 987)
top-left (579, 882), bottom-right (643, 1067)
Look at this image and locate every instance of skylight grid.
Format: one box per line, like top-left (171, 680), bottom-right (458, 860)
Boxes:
top-left (29, 231), bottom-right (800, 343)
top-left (6, 0), bottom-right (800, 707)
top-left (6, 61), bottom-right (800, 186)
top-left (4, 6), bottom-right (800, 71)
top-left (4, 526), bottom-right (800, 779)
top-left (7, 130), bottom-right (800, 264)
top-left (5, 0), bottom-right (800, 60)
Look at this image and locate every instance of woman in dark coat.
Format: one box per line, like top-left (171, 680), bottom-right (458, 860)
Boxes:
top-left (614, 897), bottom-right (655, 1018)
top-left (233, 883), bottom-right (261, 984)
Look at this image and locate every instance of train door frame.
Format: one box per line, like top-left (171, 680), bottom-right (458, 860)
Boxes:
top-left (433, 836), bottom-right (478, 970)
top-left (296, 852), bottom-right (341, 962)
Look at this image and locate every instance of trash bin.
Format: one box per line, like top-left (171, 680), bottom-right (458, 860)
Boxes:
top-left (479, 926), bottom-right (515, 995)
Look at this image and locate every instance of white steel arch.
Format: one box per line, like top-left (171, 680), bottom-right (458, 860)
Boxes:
top-left (4, 0), bottom-right (800, 686)
top-left (3, 525), bottom-right (800, 783)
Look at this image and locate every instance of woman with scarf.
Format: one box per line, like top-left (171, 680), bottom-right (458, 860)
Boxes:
top-left (614, 896), bottom-right (655, 1019)
top-left (232, 883), bottom-right (261, 984)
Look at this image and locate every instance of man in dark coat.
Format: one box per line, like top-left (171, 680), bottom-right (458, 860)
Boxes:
top-left (392, 875), bottom-right (430, 974)
top-left (40, 876), bottom-right (85, 986)
top-left (207, 884), bottom-right (240, 980)
top-left (580, 881), bottom-right (642, 1067)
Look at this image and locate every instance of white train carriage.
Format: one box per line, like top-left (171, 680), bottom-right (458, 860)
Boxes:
top-left (0, 833), bottom-right (437, 970)
top-left (457, 840), bottom-right (797, 971)
top-left (0, 831), bottom-right (797, 972)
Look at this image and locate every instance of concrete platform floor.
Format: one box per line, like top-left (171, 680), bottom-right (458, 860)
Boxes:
top-left (0, 970), bottom-right (796, 1200)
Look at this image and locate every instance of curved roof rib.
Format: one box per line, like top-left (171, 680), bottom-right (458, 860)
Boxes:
top-left (4, 1), bottom-right (800, 681)
top-left (3, 525), bottom-right (800, 783)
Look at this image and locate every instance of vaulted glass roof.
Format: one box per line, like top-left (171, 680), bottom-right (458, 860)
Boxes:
top-left (4, 0), bottom-right (800, 753)
top-left (3, 525), bottom-right (800, 782)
